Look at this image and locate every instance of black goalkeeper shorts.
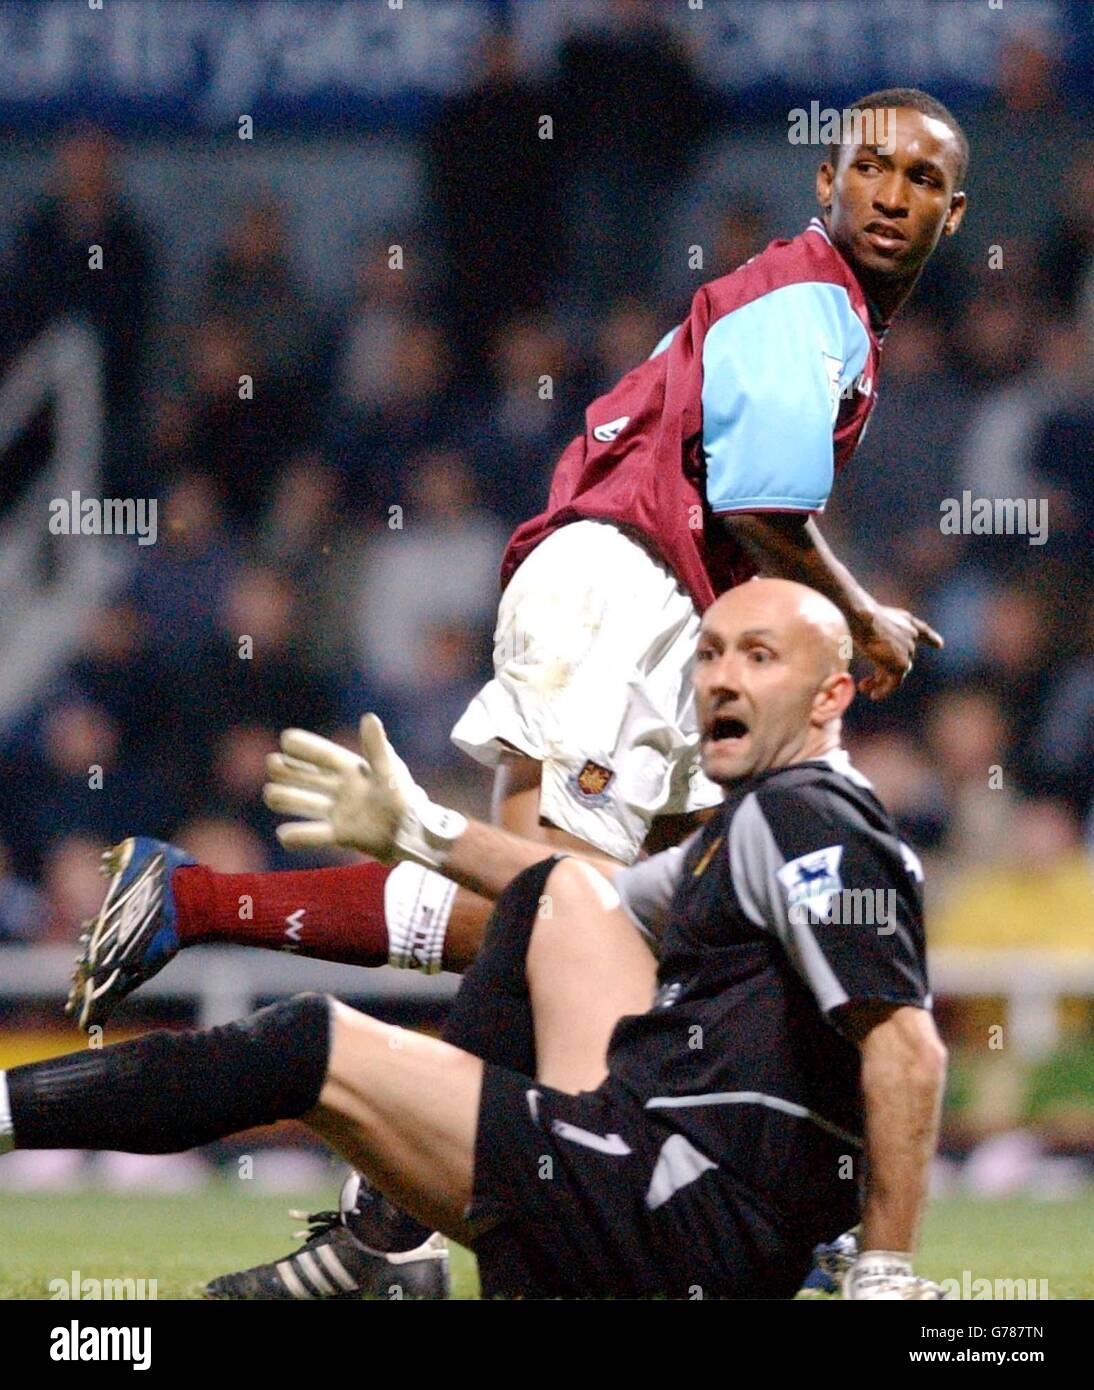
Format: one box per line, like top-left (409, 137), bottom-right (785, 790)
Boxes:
top-left (468, 1064), bottom-right (816, 1300)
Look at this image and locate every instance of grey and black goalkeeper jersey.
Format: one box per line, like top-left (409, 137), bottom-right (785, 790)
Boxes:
top-left (606, 749), bottom-right (928, 1230)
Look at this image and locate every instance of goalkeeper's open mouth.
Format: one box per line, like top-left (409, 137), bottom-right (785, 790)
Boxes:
top-left (702, 712), bottom-right (751, 751)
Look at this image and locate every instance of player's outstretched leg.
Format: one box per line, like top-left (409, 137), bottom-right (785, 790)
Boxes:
top-left (68, 837), bottom-right (195, 1031)
top-left (5, 993), bottom-right (335, 1155)
top-left (1, 992), bottom-right (488, 1246)
top-left (69, 837), bottom-right (496, 1031)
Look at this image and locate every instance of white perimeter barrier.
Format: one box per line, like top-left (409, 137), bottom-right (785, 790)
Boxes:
top-left (1, 946), bottom-right (1092, 1059)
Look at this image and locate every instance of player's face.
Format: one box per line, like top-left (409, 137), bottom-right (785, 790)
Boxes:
top-left (693, 615), bottom-right (831, 783)
top-left (818, 107), bottom-right (966, 282)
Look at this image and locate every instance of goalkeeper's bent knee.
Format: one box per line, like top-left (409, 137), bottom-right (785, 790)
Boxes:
top-left (441, 854), bottom-right (566, 1075)
top-left (2, 992), bottom-right (332, 1154)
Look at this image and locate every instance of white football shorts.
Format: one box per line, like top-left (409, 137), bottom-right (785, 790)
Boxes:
top-left (450, 519), bottom-right (723, 863)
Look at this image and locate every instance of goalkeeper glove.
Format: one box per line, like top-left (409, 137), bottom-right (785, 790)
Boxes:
top-left (263, 714), bottom-right (467, 870)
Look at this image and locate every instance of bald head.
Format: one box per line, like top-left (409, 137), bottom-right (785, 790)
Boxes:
top-left (693, 578), bottom-right (856, 785)
top-left (709, 578), bottom-right (851, 680)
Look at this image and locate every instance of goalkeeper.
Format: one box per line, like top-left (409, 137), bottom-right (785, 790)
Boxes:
top-left (5, 581), bottom-right (947, 1299)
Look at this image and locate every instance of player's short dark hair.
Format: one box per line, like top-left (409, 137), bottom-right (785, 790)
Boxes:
top-left (827, 87), bottom-right (969, 187)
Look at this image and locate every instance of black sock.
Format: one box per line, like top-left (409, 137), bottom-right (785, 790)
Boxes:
top-left (440, 854), bottom-right (562, 1074)
top-left (343, 1171), bottom-right (433, 1254)
top-left (6, 993), bottom-right (331, 1153)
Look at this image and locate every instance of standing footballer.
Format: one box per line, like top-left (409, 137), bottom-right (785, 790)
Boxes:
top-left (67, 88), bottom-right (967, 1297)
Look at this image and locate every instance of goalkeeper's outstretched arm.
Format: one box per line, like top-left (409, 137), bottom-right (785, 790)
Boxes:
top-left (262, 714), bottom-right (626, 902)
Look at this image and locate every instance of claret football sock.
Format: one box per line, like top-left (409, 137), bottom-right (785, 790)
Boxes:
top-left (172, 859), bottom-right (456, 972)
top-left (173, 860), bottom-right (393, 964)
top-left (2, 993), bottom-right (331, 1154)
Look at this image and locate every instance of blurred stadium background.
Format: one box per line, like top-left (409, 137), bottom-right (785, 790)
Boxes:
top-left (0, 0), bottom-right (1091, 1291)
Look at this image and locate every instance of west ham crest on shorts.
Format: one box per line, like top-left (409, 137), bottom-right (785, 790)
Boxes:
top-left (570, 759), bottom-right (615, 804)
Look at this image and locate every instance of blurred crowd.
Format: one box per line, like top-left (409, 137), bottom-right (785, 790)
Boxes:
top-left (0, 8), bottom-right (1091, 1156)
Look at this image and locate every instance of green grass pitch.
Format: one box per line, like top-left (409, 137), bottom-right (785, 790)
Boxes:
top-left (0, 1188), bottom-right (1091, 1299)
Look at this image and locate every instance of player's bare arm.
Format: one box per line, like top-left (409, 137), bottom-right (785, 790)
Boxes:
top-left (720, 511), bottom-right (943, 699)
top-left (840, 1000), bottom-right (948, 1297)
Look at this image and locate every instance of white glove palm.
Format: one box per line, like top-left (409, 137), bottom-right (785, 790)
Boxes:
top-left (843, 1251), bottom-right (947, 1300)
top-left (263, 714), bottom-right (467, 870)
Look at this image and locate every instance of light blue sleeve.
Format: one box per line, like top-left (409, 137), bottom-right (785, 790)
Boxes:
top-left (649, 325), bottom-right (678, 359)
top-left (702, 281), bottom-right (870, 514)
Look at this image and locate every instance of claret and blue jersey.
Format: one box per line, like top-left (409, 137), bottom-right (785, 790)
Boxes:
top-left (657, 217), bottom-right (879, 514)
top-left (502, 217), bottom-right (888, 612)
